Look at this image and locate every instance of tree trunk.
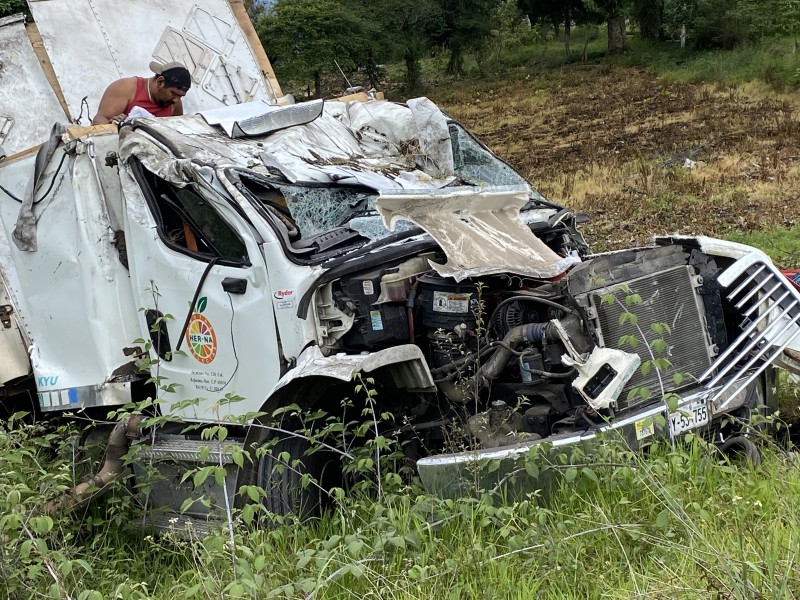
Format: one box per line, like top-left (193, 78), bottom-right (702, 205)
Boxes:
top-left (447, 44), bottom-right (464, 77)
top-left (404, 50), bottom-right (421, 92)
top-left (583, 26), bottom-right (591, 62)
top-left (366, 52), bottom-right (381, 90)
top-left (314, 72), bottom-right (321, 99)
top-left (607, 16), bottom-right (626, 54)
top-left (637, 0), bottom-right (664, 40)
top-left (564, 11), bottom-right (571, 59)
top-left (540, 32), bottom-right (549, 61)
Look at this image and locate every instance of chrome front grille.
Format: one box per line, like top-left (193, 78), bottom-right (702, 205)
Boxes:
top-left (702, 252), bottom-right (800, 411)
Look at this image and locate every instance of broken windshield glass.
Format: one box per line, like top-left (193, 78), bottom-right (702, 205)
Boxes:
top-left (279, 185), bottom-right (376, 238)
top-left (449, 123), bottom-right (530, 188)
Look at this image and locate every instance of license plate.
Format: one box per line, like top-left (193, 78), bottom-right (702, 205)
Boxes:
top-left (669, 400), bottom-right (710, 436)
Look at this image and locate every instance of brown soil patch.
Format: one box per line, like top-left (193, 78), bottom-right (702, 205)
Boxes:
top-left (430, 65), bottom-right (800, 254)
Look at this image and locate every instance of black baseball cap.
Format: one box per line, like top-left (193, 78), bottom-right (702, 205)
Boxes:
top-left (149, 60), bottom-right (192, 91)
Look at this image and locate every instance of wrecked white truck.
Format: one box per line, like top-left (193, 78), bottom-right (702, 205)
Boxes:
top-left (1, 0), bottom-right (799, 526)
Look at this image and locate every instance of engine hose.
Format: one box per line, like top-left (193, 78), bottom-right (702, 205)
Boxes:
top-left (430, 336), bottom-right (531, 379)
top-left (406, 282), bottom-right (418, 344)
top-left (479, 322), bottom-right (557, 384)
top-left (717, 435), bottom-right (761, 468)
top-left (429, 343), bottom-right (497, 376)
top-left (518, 353), bottom-right (576, 379)
top-left (434, 368), bottom-right (476, 383)
top-left (486, 295), bottom-right (573, 341)
top-left (44, 415), bottom-right (145, 514)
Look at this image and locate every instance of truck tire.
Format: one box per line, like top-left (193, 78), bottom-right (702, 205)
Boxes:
top-left (257, 432), bottom-right (338, 519)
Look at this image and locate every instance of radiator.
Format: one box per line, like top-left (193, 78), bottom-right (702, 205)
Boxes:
top-left (588, 265), bottom-right (715, 412)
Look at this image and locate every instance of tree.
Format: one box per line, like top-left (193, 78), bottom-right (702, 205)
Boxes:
top-left (661, 0), bottom-right (790, 49)
top-left (436, 0), bottom-right (497, 76)
top-left (0, 0), bottom-right (27, 18)
top-left (595, 0), bottom-right (627, 53)
top-left (257, 0), bottom-right (379, 98)
top-left (354, 0), bottom-right (444, 92)
top-left (518, 0), bottom-right (595, 58)
top-left (631, 0), bottom-right (665, 40)
top-left (776, 0), bottom-right (800, 52)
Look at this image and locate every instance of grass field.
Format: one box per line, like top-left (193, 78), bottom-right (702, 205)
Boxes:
top-left (5, 37), bottom-right (800, 599)
top-left (4, 420), bottom-right (800, 599)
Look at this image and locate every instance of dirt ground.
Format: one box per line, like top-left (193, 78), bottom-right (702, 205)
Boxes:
top-left (431, 65), bottom-right (800, 257)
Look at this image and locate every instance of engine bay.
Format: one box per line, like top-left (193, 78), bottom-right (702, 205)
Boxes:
top-left (316, 240), bottom-right (736, 453)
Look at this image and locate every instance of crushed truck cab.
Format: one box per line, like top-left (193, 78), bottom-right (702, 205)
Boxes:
top-left (1, 0), bottom-right (798, 525)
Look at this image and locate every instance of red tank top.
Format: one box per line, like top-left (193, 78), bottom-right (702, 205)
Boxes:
top-left (124, 77), bottom-right (174, 117)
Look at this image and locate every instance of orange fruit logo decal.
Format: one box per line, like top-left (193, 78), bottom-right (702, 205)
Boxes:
top-left (186, 299), bottom-right (217, 364)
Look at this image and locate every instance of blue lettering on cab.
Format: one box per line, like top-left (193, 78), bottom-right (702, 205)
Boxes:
top-left (36, 375), bottom-right (59, 387)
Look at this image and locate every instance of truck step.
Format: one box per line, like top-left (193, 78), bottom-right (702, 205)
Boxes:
top-left (134, 436), bottom-right (244, 465)
top-left (144, 512), bottom-right (228, 539)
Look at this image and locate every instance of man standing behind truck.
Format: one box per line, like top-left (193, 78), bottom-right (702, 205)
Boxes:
top-left (92, 61), bottom-right (192, 124)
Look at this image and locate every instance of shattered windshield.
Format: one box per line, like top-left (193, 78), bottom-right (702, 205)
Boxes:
top-left (448, 123), bottom-right (530, 188)
top-left (279, 186), bottom-right (376, 238)
top-left (273, 122), bottom-right (542, 242)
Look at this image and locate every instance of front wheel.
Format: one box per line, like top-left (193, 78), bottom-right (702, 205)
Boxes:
top-left (257, 430), bottom-right (341, 519)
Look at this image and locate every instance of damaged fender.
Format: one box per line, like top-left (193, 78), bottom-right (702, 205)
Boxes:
top-left (268, 344), bottom-right (436, 400)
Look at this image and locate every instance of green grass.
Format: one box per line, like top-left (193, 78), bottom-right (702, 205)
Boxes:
top-left (419, 30), bottom-right (800, 100)
top-left (617, 36), bottom-right (800, 92)
top-left (4, 421), bottom-right (800, 599)
top-left (417, 29), bottom-right (800, 97)
top-left (724, 225), bottom-right (800, 269)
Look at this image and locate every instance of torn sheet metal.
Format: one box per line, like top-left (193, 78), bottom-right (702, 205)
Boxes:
top-left (377, 186), bottom-right (580, 281)
top-left (270, 345), bottom-right (436, 395)
top-left (12, 123), bottom-right (68, 252)
top-left (200, 99), bottom-right (324, 138)
top-left (406, 97), bottom-right (454, 178)
top-left (249, 99), bottom-right (454, 189)
top-left (121, 99), bottom-right (457, 191)
top-left (0, 139), bottom-right (141, 395)
top-left (118, 129), bottom-right (195, 187)
top-left (28, 0), bottom-right (276, 119)
top-left (199, 100), bottom-right (276, 135)
top-left (0, 15), bottom-right (65, 155)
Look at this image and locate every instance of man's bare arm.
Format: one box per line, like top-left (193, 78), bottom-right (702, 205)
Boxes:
top-left (172, 98), bottom-right (184, 117)
top-left (92, 78), bottom-right (136, 124)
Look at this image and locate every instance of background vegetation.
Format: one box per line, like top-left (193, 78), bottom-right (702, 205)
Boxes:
top-left (250, 0), bottom-right (800, 97)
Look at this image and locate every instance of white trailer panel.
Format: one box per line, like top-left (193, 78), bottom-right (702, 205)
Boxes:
top-left (28, 0), bottom-right (278, 119)
top-left (0, 15), bottom-right (66, 155)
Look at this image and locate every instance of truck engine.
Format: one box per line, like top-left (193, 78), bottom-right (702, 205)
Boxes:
top-left (317, 232), bottom-right (751, 460)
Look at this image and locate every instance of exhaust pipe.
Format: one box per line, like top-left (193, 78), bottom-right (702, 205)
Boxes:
top-left (45, 415), bottom-right (145, 514)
